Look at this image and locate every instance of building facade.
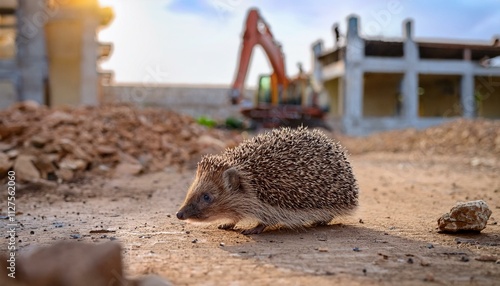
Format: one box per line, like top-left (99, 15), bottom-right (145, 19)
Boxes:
top-left (0, 0), bottom-right (113, 109)
top-left (314, 16), bottom-right (500, 135)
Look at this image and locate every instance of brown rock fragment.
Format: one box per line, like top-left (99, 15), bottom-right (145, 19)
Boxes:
top-left (475, 255), bottom-right (498, 262)
top-left (0, 152), bottom-right (12, 174)
top-left (115, 162), bottom-right (143, 176)
top-left (33, 155), bottom-right (56, 179)
top-left (56, 168), bottom-right (74, 182)
top-left (97, 145), bottom-right (117, 155)
top-left (14, 155), bottom-right (41, 182)
top-left (59, 158), bottom-right (88, 171)
top-left (1, 242), bottom-right (126, 286)
top-left (438, 200), bottom-right (492, 233)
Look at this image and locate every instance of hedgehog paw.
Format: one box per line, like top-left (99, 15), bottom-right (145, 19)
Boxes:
top-left (311, 220), bottom-right (331, 227)
top-left (218, 223), bottom-right (236, 230)
top-left (241, 224), bottom-right (266, 235)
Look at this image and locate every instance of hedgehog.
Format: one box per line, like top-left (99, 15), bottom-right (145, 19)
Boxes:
top-left (176, 127), bottom-right (358, 234)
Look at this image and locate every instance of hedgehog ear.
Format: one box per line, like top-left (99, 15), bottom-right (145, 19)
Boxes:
top-left (223, 168), bottom-right (241, 192)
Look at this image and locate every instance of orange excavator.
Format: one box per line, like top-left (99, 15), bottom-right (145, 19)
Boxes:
top-left (229, 8), bottom-right (328, 128)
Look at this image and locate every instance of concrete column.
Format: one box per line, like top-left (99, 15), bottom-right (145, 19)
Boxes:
top-left (402, 19), bottom-right (418, 123)
top-left (16, 0), bottom-right (48, 104)
top-left (461, 72), bottom-right (475, 118)
top-left (80, 15), bottom-right (99, 105)
top-left (343, 15), bottom-right (364, 132)
top-left (311, 40), bottom-right (324, 86)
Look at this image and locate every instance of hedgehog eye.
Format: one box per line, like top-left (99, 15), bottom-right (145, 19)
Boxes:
top-left (202, 193), bottom-right (212, 203)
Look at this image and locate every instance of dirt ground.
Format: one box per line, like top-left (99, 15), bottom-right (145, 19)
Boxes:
top-left (2, 149), bottom-right (499, 286)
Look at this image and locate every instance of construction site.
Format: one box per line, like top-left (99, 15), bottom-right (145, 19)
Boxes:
top-left (0, 1), bottom-right (499, 285)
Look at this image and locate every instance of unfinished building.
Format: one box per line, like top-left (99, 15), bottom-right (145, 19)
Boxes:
top-left (0, 0), bottom-right (113, 109)
top-left (314, 16), bottom-right (500, 135)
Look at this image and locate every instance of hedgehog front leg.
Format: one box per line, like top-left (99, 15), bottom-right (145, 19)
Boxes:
top-left (218, 223), bottom-right (236, 230)
top-left (241, 223), bottom-right (267, 235)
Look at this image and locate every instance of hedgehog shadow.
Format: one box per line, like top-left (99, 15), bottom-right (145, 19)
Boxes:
top-left (220, 223), bottom-right (489, 279)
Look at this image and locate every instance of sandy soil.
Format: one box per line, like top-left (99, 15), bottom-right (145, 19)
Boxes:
top-left (2, 151), bottom-right (499, 285)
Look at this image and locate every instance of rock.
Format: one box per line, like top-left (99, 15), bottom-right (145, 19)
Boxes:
top-left (30, 134), bottom-right (50, 148)
top-left (0, 241), bottom-right (125, 286)
top-left (6, 149), bottom-right (19, 159)
top-left (58, 140), bottom-right (92, 161)
top-left (45, 111), bottom-right (76, 127)
top-left (438, 200), bottom-right (492, 233)
top-left (475, 255), bottom-right (498, 262)
top-left (0, 123), bottom-right (26, 139)
top-left (0, 152), bottom-right (12, 174)
top-left (14, 155), bottom-right (41, 182)
top-left (33, 155), bottom-right (56, 179)
top-left (115, 162), bottom-right (143, 176)
top-left (0, 142), bottom-right (14, 152)
top-left (97, 145), bottom-right (117, 155)
top-left (56, 168), bottom-right (74, 182)
top-left (59, 158), bottom-right (88, 171)
top-left (16, 100), bottom-right (40, 111)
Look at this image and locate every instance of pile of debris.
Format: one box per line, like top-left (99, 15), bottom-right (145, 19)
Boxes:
top-left (337, 119), bottom-right (500, 157)
top-left (0, 101), bottom-right (241, 183)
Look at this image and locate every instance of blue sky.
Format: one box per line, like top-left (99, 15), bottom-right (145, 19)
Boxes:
top-left (98, 0), bottom-right (500, 87)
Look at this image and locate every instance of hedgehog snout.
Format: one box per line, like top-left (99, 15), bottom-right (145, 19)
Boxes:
top-left (176, 203), bottom-right (199, 220)
top-left (176, 211), bottom-right (186, 220)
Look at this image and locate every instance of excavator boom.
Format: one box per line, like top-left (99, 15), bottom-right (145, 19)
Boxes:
top-left (230, 9), bottom-right (288, 104)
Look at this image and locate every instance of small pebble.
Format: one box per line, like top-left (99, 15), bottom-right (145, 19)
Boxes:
top-left (424, 273), bottom-right (435, 282)
top-left (192, 239), bottom-right (198, 243)
top-left (353, 247), bottom-right (360, 252)
top-left (460, 256), bottom-right (470, 262)
top-left (30, 231), bottom-right (34, 235)
top-left (427, 244), bottom-right (434, 249)
top-left (475, 255), bottom-right (497, 262)
top-left (407, 258), bottom-right (414, 264)
top-left (219, 242), bottom-right (225, 247)
top-left (318, 247), bottom-right (328, 252)
top-left (420, 259), bottom-right (430, 267)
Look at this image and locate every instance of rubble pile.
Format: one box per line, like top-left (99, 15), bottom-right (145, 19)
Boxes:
top-left (0, 101), bottom-right (240, 182)
top-left (338, 119), bottom-right (500, 157)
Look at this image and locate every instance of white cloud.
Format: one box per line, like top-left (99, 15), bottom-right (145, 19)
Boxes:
top-left (99, 0), bottom-right (500, 87)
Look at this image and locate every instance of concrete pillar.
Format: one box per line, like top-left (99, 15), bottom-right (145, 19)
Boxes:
top-left (343, 15), bottom-right (364, 133)
top-left (461, 72), bottom-right (475, 118)
top-left (311, 40), bottom-right (324, 86)
top-left (80, 15), bottom-right (99, 105)
top-left (402, 19), bottom-right (418, 123)
top-left (16, 0), bottom-right (48, 104)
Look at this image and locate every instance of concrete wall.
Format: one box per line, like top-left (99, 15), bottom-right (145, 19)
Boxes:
top-left (418, 74), bottom-right (461, 117)
top-left (102, 84), bottom-right (254, 120)
top-left (476, 76), bottom-right (500, 118)
top-left (0, 80), bottom-right (16, 109)
top-left (363, 73), bottom-right (402, 117)
top-left (324, 78), bottom-right (342, 117)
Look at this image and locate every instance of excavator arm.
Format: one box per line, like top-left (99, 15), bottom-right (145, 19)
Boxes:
top-left (230, 8), bottom-right (288, 105)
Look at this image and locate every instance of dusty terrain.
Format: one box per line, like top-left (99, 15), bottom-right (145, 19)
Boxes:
top-left (3, 150), bottom-right (499, 285)
top-left (1, 104), bottom-right (499, 285)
